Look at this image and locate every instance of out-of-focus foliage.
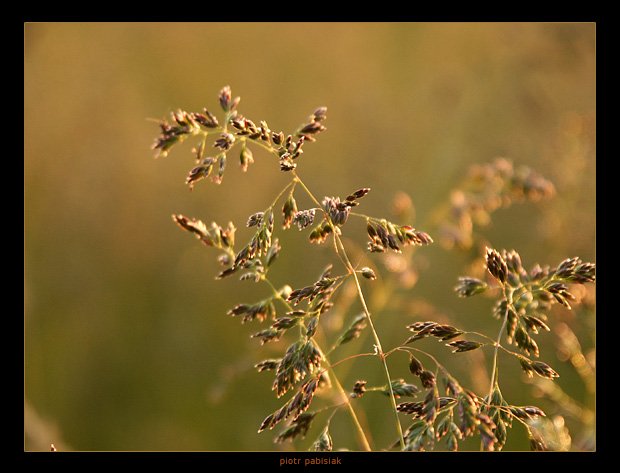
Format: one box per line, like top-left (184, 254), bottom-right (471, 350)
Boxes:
top-left (24, 22), bottom-right (595, 451)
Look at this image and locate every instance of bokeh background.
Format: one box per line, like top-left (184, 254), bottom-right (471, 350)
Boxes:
top-left (24, 22), bottom-right (595, 451)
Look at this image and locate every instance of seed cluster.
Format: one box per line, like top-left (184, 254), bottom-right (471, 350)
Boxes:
top-left (396, 363), bottom-right (502, 451)
top-left (406, 321), bottom-right (464, 343)
top-left (456, 247), bottom-right (596, 360)
top-left (273, 412), bottom-right (316, 444)
top-left (518, 357), bottom-right (559, 379)
top-left (172, 215), bottom-right (235, 251)
top-left (259, 374), bottom-right (322, 433)
top-left (153, 86), bottom-right (326, 190)
top-left (272, 340), bottom-right (322, 398)
top-left (367, 220), bottom-right (433, 254)
top-left (287, 270), bottom-right (336, 307)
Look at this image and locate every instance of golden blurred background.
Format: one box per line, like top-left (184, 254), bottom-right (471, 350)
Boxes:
top-left (24, 22), bottom-right (595, 451)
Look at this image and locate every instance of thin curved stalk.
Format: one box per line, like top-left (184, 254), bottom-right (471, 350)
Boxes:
top-left (293, 170), bottom-right (406, 450)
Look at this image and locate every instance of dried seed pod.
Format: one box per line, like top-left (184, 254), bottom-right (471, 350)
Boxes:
top-left (282, 194), bottom-right (298, 229)
top-left (171, 109), bottom-right (198, 128)
top-left (173, 214), bottom-right (208, 240)
top-left (271, 316), bottom-right (301, 331)
top-left (572, 262), bottom-right (596, 283)
top-left (486, 247), bottom-right (508, 283)
top-left (185, 157), bottom-right (216, 189)
top-left (346, 188), bottom-right (371, 202)
top-left (351, 380), bottom-right (367, 399)
top-left (218, 85), bottom-right (239, 112)
top-left (387, 379), bottom-right (420, 398)
top-left (291, 136), bottom-right (305, 159)
top-left (503, 249), bottom-right (523, 274)
top-left (192, 109), bottom-right (219, 128)
top-left (360, 267), bottom-right (376, 280)
top-left (252, 327), bottom-right (284, 345)
top-left (311, 106), bottom-right (327, 122)
top-left (518, 356), bottom-right (559, 379)
top-left (308, 221), bottom-right (333, 244)
top-left (419, 370), bottom-right (436, 389)
top-left (446, 340), bottom-right (484, 353)
top-left (274, 412), bottom-right (317, 444)
top-left (265, 239), bottom-right (281, 267)
top-left (322, 197), bottom-right (350, 226)
top-left (260, 121), bottom-right (271, 141)
top-left (430, 324), bottom-right (463, 341)
top-left (310, 426), bottom-right (333, 452)
top-left (255, 359), bottom-right (280, 372)
top-left (514, 325), bottom-right (539, 357)
top-left (409, 354), bottom-right (424, 376)
top-left (336, 314), bottom-right (367, 346)
top-left (192, 141), bottom-right (205, 162)
top-left (240, 145), bottom-right (254, 172)
top-left (305, 315), bottom-right (319, 339)
top-left (213, 132), bottom-right (235, 151)
top-left (298, 121), bottom-right (326, 140)
top-left (211, 154), bottom-right (227, 184)
top-left (246, 212), bottom-right (264, 227)
top-left (455, 277), bottom-right (488, 297)
top-left (279, 153), bottom-right (296, 171)
top-left (366, 220), bottom-right (377, 240)
top-left (271, 131), bottom-right (284, 146)
top-left (530, 360), bottom-right (559, 379)
top-left (292, 209), bottom-right (316, 230)
top-left (287, 285), bottom-right (315, 305)
top-left (375, 224), bottom-right (390, 247)
top-left (522, 315), bottom-right (550, 334)
top-left (456, 390), bottom-right (479, 438)
top-left (413, 231), bottom-right (433, 245)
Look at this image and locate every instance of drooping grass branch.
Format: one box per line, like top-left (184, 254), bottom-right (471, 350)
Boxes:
top-left (154, 86), bottom-right (432, 450)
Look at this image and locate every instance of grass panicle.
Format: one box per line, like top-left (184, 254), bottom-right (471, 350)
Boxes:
top-left (155, 86), bottom-right (595, 451)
